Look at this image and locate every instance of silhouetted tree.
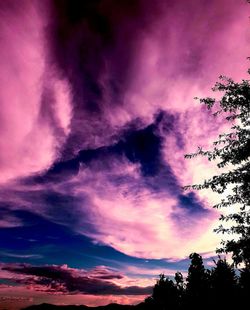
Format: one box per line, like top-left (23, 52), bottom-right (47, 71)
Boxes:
top-left (210, 257), bottom-right (237, 307)
top-left (186, 253), bottom-right (210, 292)
top-left (175, 271), bottom-right (185, 293)
top-left (239, 266), bottom-right (250, 290)
top-left (147, 253), bottom-right (250, 310)
top-left (238, 265), bottom-right (250, 307)
top-left (184, 75), bottom-right (250, 267)
top-left (174, 272), bottom-right (185, 309)
top-left (152, 273), bottom-right (179, 309)
top-left (186, 253), bottom-right (210, 308)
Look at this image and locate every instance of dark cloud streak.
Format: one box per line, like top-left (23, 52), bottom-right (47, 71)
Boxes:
top-left (2, 263), bottom-right (152, 295)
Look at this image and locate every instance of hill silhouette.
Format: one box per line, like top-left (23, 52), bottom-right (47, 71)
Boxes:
top-left (23, 302), bottom-right (146, 310)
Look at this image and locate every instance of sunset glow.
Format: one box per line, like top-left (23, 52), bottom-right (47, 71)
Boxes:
top-left (0, 0), bottom-right (249, 308)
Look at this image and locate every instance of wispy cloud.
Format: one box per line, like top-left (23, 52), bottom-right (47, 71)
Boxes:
top-left (0, 252), bottom-right (42, 259)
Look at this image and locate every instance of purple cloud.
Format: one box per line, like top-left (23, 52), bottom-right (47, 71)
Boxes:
top-left (1, 263), bottom-right (152, 295)
top-left (0, 0), bottom-right (249, 262)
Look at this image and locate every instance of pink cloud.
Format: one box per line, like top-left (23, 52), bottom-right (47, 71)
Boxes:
top-left (0, 0), bottom-right (249, 262)
top-left (115, 0), bottom-right (249, 122)
top-left (0, 0), bottom-right (248, 185)
top-left (61, 1), bottom-right (249, 261)
top-left (39, 158), bottom-right (219, 259)
top-left (0, 215), bottom-right (23, 228)
top-left (124, 265), bottom-right (187, 279)
top-left (0, 262), bottom-right (151, 309)
top-left (0, 1), bottom-right (72, 184)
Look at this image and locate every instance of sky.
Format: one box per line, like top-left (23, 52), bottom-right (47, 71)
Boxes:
top-left (0, 0), bottom-right (249, 308)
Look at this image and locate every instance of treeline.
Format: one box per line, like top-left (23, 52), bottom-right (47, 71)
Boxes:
top-left (144, 253), bottom-right (250, 310)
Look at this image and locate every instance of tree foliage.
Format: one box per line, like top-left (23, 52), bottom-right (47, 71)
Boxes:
top-left (184, 75), bottom-right (250, 266)
top-left (210, 256), bottom-right (237, 303)
top-left (152, 273), bottom-right (179, 308)
top-left (186, 253), bottom-right (210, 295)
top-left (147, 253), bottom-right (244, 310)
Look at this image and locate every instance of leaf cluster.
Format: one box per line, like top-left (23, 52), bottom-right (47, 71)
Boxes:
top-left (184, 76), bottom-right (250, 266)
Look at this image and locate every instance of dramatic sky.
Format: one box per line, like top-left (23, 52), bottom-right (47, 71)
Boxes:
top-left (0, 0), bottom-right (249, 308)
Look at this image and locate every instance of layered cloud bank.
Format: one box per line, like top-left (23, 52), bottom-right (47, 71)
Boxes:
top-left (0, 262), bottom-right (152, 308)
top-left (0, 4), bottom-right (249, 307)
top-left (1, 263), bottom-right (152, 295)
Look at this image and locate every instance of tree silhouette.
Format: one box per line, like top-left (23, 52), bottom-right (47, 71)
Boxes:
top-left (184, 75), bottom-right (250, 267)
top-left (148, 252), bottom-right (250, 310)
top-left (210, 257), bottom-right (237, 307)
top-left (239, 265), bottom-right (250, 306)
top-left (185, 253), bottom-right (210, 307)
top-left (175, 271), bottom-right (185, 296)
top-left (151, 273), bottom-right (179, 309)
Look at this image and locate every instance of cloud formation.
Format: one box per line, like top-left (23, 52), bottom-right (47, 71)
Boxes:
top-left (1, 263), bottom-right (152, 296)
top-left (0, 0), bottom-right (249, 274)
top-left (0, 112), bottom-right (221, 259)
top-left (0, 0), bottom-right (72, 184)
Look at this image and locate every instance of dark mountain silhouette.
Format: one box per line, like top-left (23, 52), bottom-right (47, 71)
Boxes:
top-left (23, 302), bottom-right (146, 310)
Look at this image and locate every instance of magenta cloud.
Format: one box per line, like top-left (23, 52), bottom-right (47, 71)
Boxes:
top-left (1, 263), bottom-right (152, 295)
top-left (0, 0), bottom-right (72, 184)
top-left (0, 0), bottom-right (249, 262)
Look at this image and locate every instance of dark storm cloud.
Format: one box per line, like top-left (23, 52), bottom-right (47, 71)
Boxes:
top-left (46, 0), bottom-right (159, 158)
top-left (30, 111), bottom-right (177, 182)
top-left (48, 0), bottom-right (146, 110)
top-left (2, 263), bottom-right (152, 295)
top-left (33, 112), bottom-right (168, 182)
